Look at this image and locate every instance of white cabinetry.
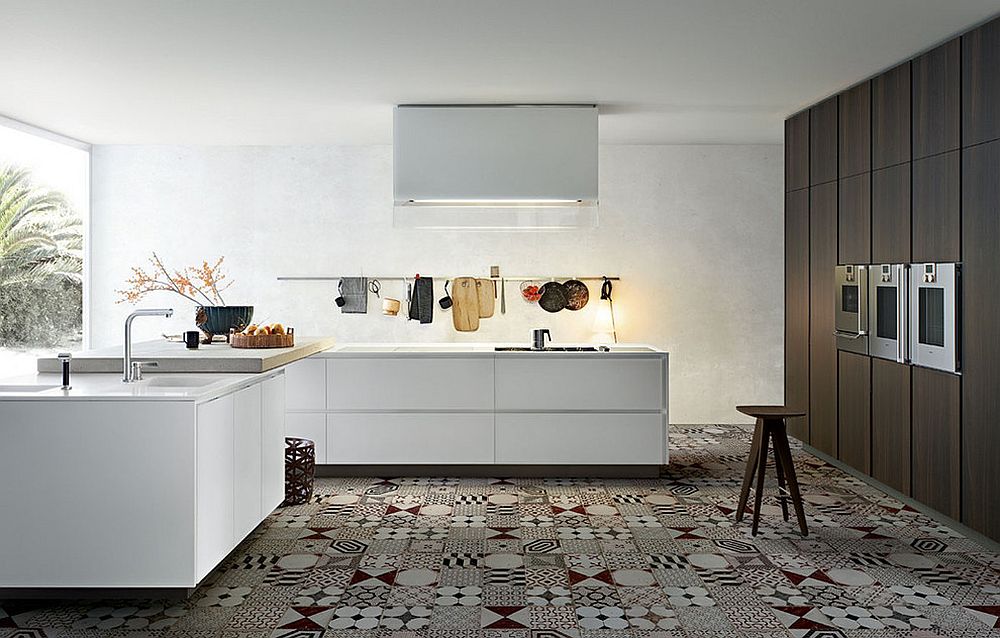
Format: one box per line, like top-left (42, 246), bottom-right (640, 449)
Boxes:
top-left (289, 353), bottom-right (668, 467)
top-left (196, 393), bottom-right (236, 580)
top-left (261, 374), bottom-right (286, 512)
top-left (233, 384), bottom-right (263, 543)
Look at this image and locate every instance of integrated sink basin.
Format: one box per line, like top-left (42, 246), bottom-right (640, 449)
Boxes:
top-left (143, 376), bottom-right (222, 388)
top-left (0, 385), bottom-right (59, 393)
top-left (494, 346), bottom-right (601, 352)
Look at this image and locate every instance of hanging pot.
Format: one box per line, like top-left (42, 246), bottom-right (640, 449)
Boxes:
top-left (563, 279), bottom-right (590, 311)
top-left (538, 281), bottom-right (568, 313)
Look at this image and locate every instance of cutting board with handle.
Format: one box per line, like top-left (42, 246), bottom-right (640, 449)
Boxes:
top-left (452, 277), bottom-right (481, 331)
top-left (476, 279), bottom-right (496, 318)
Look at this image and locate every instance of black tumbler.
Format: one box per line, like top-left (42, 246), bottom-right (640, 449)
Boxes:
top-left (184, 330), bottom-right (200, 349)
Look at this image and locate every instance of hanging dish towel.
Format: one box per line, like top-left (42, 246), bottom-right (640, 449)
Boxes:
top-left (339, 277), bottom-right (368, 313)
top-left (408, 276), bottom-right (434, 324)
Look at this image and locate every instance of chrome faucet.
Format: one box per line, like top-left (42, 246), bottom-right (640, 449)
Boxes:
top-left (532, 328), bottom-right (551, 350)
top-left (123, 308), bottom-right (173, 382)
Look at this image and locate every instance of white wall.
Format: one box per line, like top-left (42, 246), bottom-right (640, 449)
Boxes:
top-left (90, 145), bottom-right (782, 423)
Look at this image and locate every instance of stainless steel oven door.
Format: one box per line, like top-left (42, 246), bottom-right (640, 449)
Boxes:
top-left (909, 262), bottom-right (960, 374)
top-left (869, 264), bottom-right (908, 362)
top-left (835, 265), bottom-right (869, 355)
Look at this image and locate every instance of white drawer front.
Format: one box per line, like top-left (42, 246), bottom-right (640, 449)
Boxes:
top-left (495, 357), bottom-right (664, 411)
top-left (327, 358), bottom-right (494, 410)
top-left (285, 412), bottom-right (327, 464)
top-left (327, 413), bottom-right (494, 464)
top-left (495, 413), bottom-right (665, 464)
top-left (285, 358), bottom-right (327, 410)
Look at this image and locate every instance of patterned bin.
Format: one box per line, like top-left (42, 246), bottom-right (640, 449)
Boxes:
top-left (283, 437), bottom-right (315, 506)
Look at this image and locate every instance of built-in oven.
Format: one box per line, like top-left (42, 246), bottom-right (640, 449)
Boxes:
top-left (835, 264), bottom-right (868, 355)
top-left (909, 262), bottom-right (961, 374)
top-left (869, 264), bottom-right (908, 362)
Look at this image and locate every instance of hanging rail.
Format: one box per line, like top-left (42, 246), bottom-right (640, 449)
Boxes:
top-left (277, 275), bottom-right (620, 282)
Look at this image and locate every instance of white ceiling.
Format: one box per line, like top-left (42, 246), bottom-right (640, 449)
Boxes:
top-left (2, 0), bottom-right (998, 145)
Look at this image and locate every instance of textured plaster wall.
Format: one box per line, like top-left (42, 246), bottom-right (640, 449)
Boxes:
top-left (90, 144), bottom-right (783, 423)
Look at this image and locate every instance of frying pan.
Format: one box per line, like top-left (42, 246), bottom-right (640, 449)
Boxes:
top-left (563, 279), bottom-right (590, 311)
top-left (538, 281), bottom-right (568, 313)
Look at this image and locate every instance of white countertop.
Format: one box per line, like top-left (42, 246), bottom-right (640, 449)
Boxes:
top-left (0, 371), bottom-right (273, 402)
top-left (36, 336), bottom-right (337, 374)
top-left (318, 342), bottom-right (666, 356)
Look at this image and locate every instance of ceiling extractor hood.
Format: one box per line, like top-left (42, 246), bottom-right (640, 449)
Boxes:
top-left (393, 105), bottom-right (598, 229)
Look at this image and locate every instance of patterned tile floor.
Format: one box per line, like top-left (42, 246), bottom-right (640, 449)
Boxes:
top-left (2, 424), bottom-right (999, 638)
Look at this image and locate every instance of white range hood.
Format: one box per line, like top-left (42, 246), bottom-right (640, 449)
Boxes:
top-left (393, 105), bottom-right (598, 229)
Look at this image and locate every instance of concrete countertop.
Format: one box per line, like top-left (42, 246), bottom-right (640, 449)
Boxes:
top-left (36, 336), bottom-right (337, 374)
top-left (0, 371), bottom-right (276, 402)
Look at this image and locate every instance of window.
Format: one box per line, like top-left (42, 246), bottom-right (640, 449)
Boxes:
top-left (0, 118), bottom-right (89, 377)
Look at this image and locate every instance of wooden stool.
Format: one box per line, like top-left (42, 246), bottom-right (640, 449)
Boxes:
top-left (735, 406), bottom-right (809, 536)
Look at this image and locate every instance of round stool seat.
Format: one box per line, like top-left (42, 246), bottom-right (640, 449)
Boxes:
top-left (737, 405), bottom-right (806, 419)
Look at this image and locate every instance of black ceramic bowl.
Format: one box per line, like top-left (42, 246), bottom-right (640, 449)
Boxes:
top-left (196, 305), bottom-right (254, 340)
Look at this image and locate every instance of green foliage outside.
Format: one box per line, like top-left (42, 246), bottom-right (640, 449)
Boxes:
top-left (0, 165), bottom-right (83, 348)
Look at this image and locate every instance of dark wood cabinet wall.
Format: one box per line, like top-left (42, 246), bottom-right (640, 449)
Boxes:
top-left (783, 14), bottom-right (1000, 542)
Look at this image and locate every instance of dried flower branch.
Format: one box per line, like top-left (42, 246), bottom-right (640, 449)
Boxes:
top-left (116, 252), bottom-right (233, 306)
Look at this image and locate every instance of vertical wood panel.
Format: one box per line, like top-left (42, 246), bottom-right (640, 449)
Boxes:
top-left (785, 189), bottom-right (810, 442)
top-left (873, 62), bottom-right (911, 169)
top-left (786, 112), bottom-right (810, 192)
top-left (809, 182), bottom-right (838, 456)
top-left (839, 82), bottom-right (871, 178)
top-left (838, 173), bottom-right (871, 264)
top-left (912, 151), bottom-right (960, 262)
top-left (872, 163), bottom-right (911, 263)
top-left (810, 97), bottom-right (839, 185)
top-left (913, 38), bottom-right (960, 159)
top-left (963, 17), bottom-right (1000, 147)
top-left (961, 140), bottom-right (1000, 539)
top-left (838, 351), bottom-right (871, 474)
top-left (872, 359), bottom-right (911, 495)
top-left (912, 366), bottom-right (961, 520)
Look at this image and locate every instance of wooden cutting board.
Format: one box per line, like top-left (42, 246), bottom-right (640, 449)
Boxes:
top-left (452, 277), bottom-right (481, 331)
top-left (476, 279), bottom-right (495, 318)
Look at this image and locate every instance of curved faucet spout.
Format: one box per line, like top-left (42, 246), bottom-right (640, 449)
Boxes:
top-left (123, 308), bottom-right (174, 382)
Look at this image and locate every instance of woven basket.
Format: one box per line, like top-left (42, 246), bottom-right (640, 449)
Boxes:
top-left (230, 327), bottom-right (294, 349)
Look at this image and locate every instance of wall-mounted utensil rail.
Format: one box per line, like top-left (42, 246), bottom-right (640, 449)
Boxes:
top-left (277, 275), bottom-right (620, 282)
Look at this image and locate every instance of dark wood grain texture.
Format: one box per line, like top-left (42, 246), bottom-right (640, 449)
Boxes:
top-left (785, 112), bottom-right (810, 192)
top-left (873, 62), bottom-right (911, 169)
top-left (809, 182), bottom-right (838, 457)
top-left (838, 173), bottom-right (871, 264)
top-left (839, 82), bottom-right (871, 178)
top-left (838, 351), bottom-right (871, 474)
top-left (871, 358), bottom-right (911, 495)
top-left (912, 151), bottom-right (960, 262)
top-left (872, 163), bottom-right (911, 263)
top-left (913, 38), bottom-right (960, 159)
top-left (963, 17), bottom-right (1000, 147)
top-left (810, 97), bottom-right (839, 186)
top-left (911, 366), bottom-right (961, 520)
top-left (961, 140), bottom-right (1000, 539)
top-left (785, 189), bottom-right (810, 443)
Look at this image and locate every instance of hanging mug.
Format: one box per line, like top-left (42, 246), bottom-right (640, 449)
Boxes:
top-left (439, 280), bottom-right (453, 309)
top-left (334, 280), bottom-right (347, 307)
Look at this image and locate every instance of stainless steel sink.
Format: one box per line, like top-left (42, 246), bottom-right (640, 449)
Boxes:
top-left (494, 346), bottom-right (600, 352)
top-left (144, 376), bottom-right (222, 388)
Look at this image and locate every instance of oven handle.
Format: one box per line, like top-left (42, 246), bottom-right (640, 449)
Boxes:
top-left (834, 330), bottom-right (867, 339)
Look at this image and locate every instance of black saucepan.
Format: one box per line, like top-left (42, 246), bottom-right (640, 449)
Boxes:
top-left (538, 281), bottom-right (568, 313)
top-left (563, 279), bottom-right (590, 311)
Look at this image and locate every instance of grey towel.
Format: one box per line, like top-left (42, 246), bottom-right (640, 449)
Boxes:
top-left (409, 277), bottom-right (434, 324)
top-left (340, 277), bottom-right (368, 313)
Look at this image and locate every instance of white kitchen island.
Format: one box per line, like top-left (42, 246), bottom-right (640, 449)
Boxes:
top-left (0, 370), bottom-right (286, 590)
top-left (285, 343), bottom-right (669, 472)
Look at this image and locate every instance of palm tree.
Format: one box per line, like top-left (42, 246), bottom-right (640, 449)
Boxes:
top-left (0, 165), bottom-right (82, 289)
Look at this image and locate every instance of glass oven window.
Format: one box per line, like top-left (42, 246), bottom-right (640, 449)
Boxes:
top-left (876, 286), bottom-right (897, 339)
top-left (919, 287), bottom-right (945, 347)
top-left (842, 284), bottom-right (859, 313)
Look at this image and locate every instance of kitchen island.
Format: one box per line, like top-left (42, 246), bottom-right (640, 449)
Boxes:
top-left (0, 370), bottom-right (287, 591)
top-left (285, 343), bottom-right (669, 473)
